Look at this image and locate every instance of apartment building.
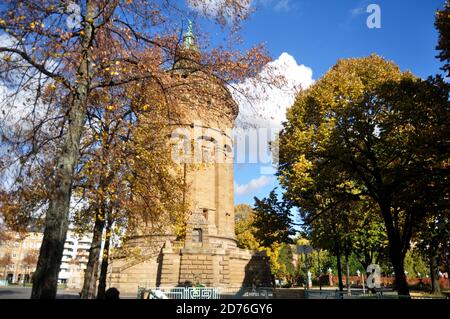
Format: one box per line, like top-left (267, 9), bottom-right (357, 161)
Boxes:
top-left (0, 231), bottom-right (42, 284)
top-left (0, 229), bottom-right (92, 288)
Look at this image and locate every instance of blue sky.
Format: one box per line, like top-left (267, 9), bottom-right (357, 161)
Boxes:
top-left (210, 0), bottom-right (447, 206)
top-left (242, 0), bottom-right (443, 79)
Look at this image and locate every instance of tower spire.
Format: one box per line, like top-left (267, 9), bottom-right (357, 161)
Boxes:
top-left (183, 19), bottom-right (195, 50)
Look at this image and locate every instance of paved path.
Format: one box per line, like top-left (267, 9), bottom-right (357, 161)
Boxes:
top-left (0, 286), bottom-right (79, 299)
top-left (0, 286), bottom-right (138, 299)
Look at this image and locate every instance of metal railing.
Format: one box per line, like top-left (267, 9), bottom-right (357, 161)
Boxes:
top-left (138, 287), bottom-right (220, 299)
top-left (137, 286), bottom-right (449, 300)
top-left (305, 289), bottom-right (449, 299)
top-left (219, 287), bottom-right (273, 299)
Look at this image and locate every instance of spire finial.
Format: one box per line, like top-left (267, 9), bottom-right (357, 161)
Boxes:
top-left (183, 19), bottom-right (195, 49)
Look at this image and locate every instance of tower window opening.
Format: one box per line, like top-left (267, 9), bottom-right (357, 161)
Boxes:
top-left (192, 228), bottom-right (203, 243)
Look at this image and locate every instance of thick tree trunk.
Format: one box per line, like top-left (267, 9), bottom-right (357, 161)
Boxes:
top-left (390, 251), bottom-right (409, 297)
top-left (97, 214), bottom-right (113, 299)
top-left (430, 252), bottom-right (441, 295)
top-left (80, 209), bottom-right (105, 299)
top-left (31, 2), bottom-right (95, 299)
top-left (379, 201), bottom-right (410, 298)
top-left (30, 94), bottom-right (85, 299)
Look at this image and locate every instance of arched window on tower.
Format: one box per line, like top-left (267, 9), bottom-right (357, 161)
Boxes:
top-left (197, 136), bottom-right (217, 163)
top-left (192, 228), bottom-right (203, 243)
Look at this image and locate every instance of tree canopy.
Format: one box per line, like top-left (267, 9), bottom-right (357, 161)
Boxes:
top-left (278, 55), bottom-right (449, 296)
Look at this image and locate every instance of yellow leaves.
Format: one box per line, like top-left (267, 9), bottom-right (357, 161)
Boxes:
top-left (292, 154), bottom-right (314, 191)
top-left (29, 21), bottom-right (42, 29)
top-left (106, 105), bottom-right (115, 111)
top-left (142, 104), bottom-right (149, 111)
top-left (0, 18), bottom-right (6, 26)
top-left (336, 180), bottom-right (362, 195)
top-left (51, 52), bottom-right (63, 58)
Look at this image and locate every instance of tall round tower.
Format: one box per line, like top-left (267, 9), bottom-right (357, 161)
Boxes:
top-left (109, 22), bottom-right (271, 293)
top-left (168, 21), bottom-right (238, 248)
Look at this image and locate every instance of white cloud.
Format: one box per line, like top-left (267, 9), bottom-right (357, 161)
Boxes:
top-left (273, 0), bottom-right (292, 12)
top-left (233, 52), bottom-right (314, 130)
top-left (350, 0), bottom-right (369, 18)
top-left (188, 0), bottom-right (252, 21)
top-left (235, 175), bottom-right (273, 196)
top-left (188, 0), bottom-right (295, 18)
top-left (230, 53), bottom-right (313, 174)
top-left (350, 7), bottom-right (364, 18)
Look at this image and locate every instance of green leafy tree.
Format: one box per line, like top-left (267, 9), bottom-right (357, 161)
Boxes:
top-left (234, 204), bottom-right (260, 250)
top-left (261, 242), bottom-right (296, 286)
top-left (253, 189), bottom-right (295, 247)
top-left (349, 198), bottom-right (389, 270)
top-left (278, 55), bottom-right (449, 296)
top-left (414, 214), bottom-right (450, 294)
top-left (404, 250), bottom-right (428, 280)
top-left (436, 0), bottom-right (450, 76)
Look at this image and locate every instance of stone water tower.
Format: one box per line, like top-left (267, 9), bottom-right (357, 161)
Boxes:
top-left (108, 22), bottom-right (271, 293)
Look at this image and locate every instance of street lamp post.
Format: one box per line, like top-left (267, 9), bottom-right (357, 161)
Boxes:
top-left (357, 269), bottom-right (365, 294)
top-left (317, 250), bottom-right (322, 291)
top-left (328, 267), bottom-right (333, 286)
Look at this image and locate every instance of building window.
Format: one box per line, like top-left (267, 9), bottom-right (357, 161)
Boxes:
top-left (192, 228), bottom-right (203, 243)
top-left (202, 208), bottom-right (208, 220)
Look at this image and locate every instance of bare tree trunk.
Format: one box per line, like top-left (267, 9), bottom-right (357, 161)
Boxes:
top-left (430, 252), bottom-right (441, 295)
top-left (336, 244), bottom-right (344, 292)
top-left (345, 251), bottom-right (351, 295)
top-left (445, 245), bottom-right (450, 287)
top-left (30, 95), bottom-right (85, 299)
top-left (80, 209), bottom-right (105, 299)
top-left (97, 212), bottom-right (113, 299)
top-left (31, 2), bottom-right (95, 299)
